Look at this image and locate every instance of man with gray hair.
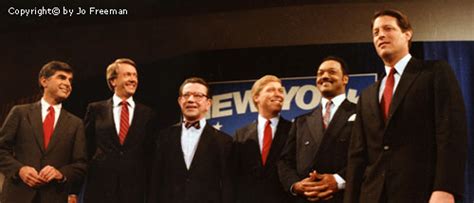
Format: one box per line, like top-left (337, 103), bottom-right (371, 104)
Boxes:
top-left (82, 58), bottom-right (155, 203)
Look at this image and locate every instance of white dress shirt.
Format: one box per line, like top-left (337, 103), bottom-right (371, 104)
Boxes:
top-left (378, 54), bottom-right (411, 101)
top-left (40, 98), bottom-right (61, 128)
top-left (112, 94), bottom-right (135, 135)
top-left (181, 118), bottom-right (206, 169)
top-left (257, 115), bottom-right (279, 153)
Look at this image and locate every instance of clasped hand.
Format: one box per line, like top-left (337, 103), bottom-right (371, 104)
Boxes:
top-left (293, 170), bottom-right (338, 202)
top-left (18, 165), bottom-right (64, 187)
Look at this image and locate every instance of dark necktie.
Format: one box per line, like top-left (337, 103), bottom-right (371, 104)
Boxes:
top-left (323, 100), bottom-right (332, 129)
top-left (184, 121), bottom-right (200, 129)
top-left (119, 101), bottom-right (129, 145)
top-left (262, 120), bottom-right (272, 166)
top-left (381, 67), bottom-right (396, 121)
top-left (43, 106), bottom-right (55, 149)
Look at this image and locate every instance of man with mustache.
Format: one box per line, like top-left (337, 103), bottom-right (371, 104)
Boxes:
top-left (279, 56), bottom-right (356, 203)
top-left (234, 75), bottom-right (292, 203)
top-left (148, 77), bottom-right (234, 203)
top-left (81, 58), bottom-right (155, 203)
top-left (344, 9), bottom-right (467, 203)
top-left (0, 61), bottom-right (87, 203)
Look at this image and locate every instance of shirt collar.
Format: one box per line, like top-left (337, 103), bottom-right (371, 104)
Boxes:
top-left (384, 54), bottom-right (411, 76)
top-left (112, 94), bottom-right (135, 109)
top-left (321, 93), bottom-right (346, 108)
top-left (257, 114), bottom-right (279, 128)
top-left (40, 97), bottom-right (62, 112)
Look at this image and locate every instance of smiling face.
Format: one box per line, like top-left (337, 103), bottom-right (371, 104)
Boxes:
top-left (372, 15), bottom-right (412, 66)
top-left (111, 63), bottom-right (138, 100)
top-left (254, 81), bottom-right (284, 119)
top-left (178, 83), bottom-right (211, 122)
top-left (40, 70), bottom-right (73, 104)
top-left (316, 60), bottom-right (348, 99)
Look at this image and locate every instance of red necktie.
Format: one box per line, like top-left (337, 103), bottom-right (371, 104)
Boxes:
top-left (323, 100), bottom-right (332, 129)
top-left (119, 101), bottom-right (129, 145)
top-left (43, 106), bottom-right (55, 149)
top-left (262, 120), bottom-right (272, 166)
top-left (381, 67), bottom-right (396, 121)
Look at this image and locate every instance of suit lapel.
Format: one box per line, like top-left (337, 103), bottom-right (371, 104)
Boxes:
top-left (368, 80), bottom-right (384, 122)
top-left (318, 100), bottom-right (352, 153)
top-left (106, 99), bottom-right (122, 146)
top-left (28, 102), bottom-right (46, 153)
top-left (189, 124), bottom-right (213, 171)
top-left (171, 124), bottom-right (188, 171)
top-left (265, 117), bottom-right (290, 169)
top-left (45, 109), bottom-right (69, 153)
top-left (245, 122), bottom-right (262, 166)
top-left (306, 106), bottom-right (325, 157)
top-left (387, 58), bottom-right (422, 124)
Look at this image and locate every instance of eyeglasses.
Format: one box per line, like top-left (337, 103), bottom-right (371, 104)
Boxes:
top-left (180, 92), bottom-right (208, 101)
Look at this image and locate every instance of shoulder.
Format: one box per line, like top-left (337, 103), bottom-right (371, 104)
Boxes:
top-left (61, 109), bottom-right (83, 124)
top-left (87, 99), bottom-right (110, 109)
top-left (135, 102), bottom-right (155, 116)
top-left (293, 109), bottom-right (316, 123)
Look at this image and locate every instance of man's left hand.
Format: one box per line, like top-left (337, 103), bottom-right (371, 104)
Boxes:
top-left (38, 165), bottom-right (64, 182)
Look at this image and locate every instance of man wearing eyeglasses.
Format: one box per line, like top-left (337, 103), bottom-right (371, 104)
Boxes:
top-left (81, 58), bottom-right (155, 203)
top-left (148, 77), bottom-right (234, 203)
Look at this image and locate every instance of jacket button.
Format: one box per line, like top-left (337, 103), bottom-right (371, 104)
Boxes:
top-left (383, 146), bottom-right (390, 150)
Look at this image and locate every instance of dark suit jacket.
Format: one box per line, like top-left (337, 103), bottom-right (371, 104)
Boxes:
top-left (83, 99), bottom-right (155, 203)
top-left (344, 58), bottom-right (467, 203)
top-left (233, 117), bottom-right (292, 203)
top-left (279, 99), bottom-right (356, 203)
top-left (148, 123), bottom-right (234, 203)
top-left (0, 102), bottom-right (87, 203)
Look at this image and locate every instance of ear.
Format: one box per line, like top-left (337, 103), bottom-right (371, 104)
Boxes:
top-left (39, 77), bottom-right (48, 89)
top-left (109, 78), bottom-right (117, 89)
top-left (342, 75), bottom-right (349, 85)
top-left (404, 30), bottom-right (413, 41)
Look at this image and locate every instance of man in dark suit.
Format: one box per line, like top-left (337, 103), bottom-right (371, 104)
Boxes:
top-left (279, 56), bottom-right (356, 203)
top-left (0, 61), bottom-right (87, 203)
top-left (234, 75), bottom-right (292, 203)
top-left (82, 58), bottom-right (155, 203)
top-left (344, 9), bottom-right (467, 203)
top-left (148, 77), bottom-right (234, 203)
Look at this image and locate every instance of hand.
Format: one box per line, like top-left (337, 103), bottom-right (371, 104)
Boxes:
top-left (292, 170), bottom-right (321, 195)
top-left (18, 166), bottom-right (45, 187)
top-left (312, 174), bottom-right (338, 201)
top-left (68, 194), bottom-right (78, 203)
top-left (38, 165), bottom-right (63, 182)
top-left (429, 191), bottom-right (454, 203)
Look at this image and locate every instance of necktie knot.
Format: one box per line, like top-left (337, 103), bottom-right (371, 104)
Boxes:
top-left (184, 120), bottom-right (201, 129)
top-left (121, 100), bottom-right (128, 106)
top-left (48, 106), bottom-right (55, 113)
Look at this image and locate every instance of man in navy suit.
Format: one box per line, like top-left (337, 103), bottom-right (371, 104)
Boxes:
top-left (148, 77), bottom-right (234, 203)
top-left (234, 75), bottom-right (292, 203)
top-left (279, 56), bottom-right (356, 203)
top-left (82, 58), bottom-right (155, 203)
top-left (0, 61), bottom-right (87, 203)
top-left (344, 9), bottom-right (467, 203)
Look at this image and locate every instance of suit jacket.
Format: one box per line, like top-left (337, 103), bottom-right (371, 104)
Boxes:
top-left (83, 99), bottom-right (155, 203)
top-left (0, 102), bottom-right (87, 203)
top-left (233, 117), bottom-right (292, 203)
top-left (344, 58), bottom-right (467, 203)
top-left (279, 99), bottom-right (356, 203)
top-left (148, 123), bottom-right (234, 203)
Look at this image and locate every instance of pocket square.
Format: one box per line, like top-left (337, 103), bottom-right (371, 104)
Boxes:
top-left (348, 114), bottom-right (356, 122)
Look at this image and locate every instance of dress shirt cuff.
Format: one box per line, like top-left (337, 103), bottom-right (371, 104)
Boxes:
top-left (289, 183), bottom-right (298, 196)
top-left (334, 174), bottom-right (346, 190)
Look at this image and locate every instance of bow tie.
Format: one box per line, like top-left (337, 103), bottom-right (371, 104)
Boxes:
top-left (184, 121), bottom-right (200, 129)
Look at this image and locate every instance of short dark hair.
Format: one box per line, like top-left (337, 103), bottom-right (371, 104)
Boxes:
top-left (318, 56), bottom-right (349, 76)
top-left (371, 9), bottom-right (413, 47)
top-left (179, 77), bottom-right (211, 97)
top-left (38, 60), bottom-right (73, 89)
top-left (106, 58), bottom-right (137, 91)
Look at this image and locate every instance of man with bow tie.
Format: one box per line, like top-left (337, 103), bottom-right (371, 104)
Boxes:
top-left (148, 77), bottom-right (234, 203)
top-left (279, 56), bottom-right (356, 203)
top-left (81, 58), bottom-right (155, 203)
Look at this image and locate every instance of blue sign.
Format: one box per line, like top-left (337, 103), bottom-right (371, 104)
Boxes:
top-left (207, 74), bottom-right (377, 135)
